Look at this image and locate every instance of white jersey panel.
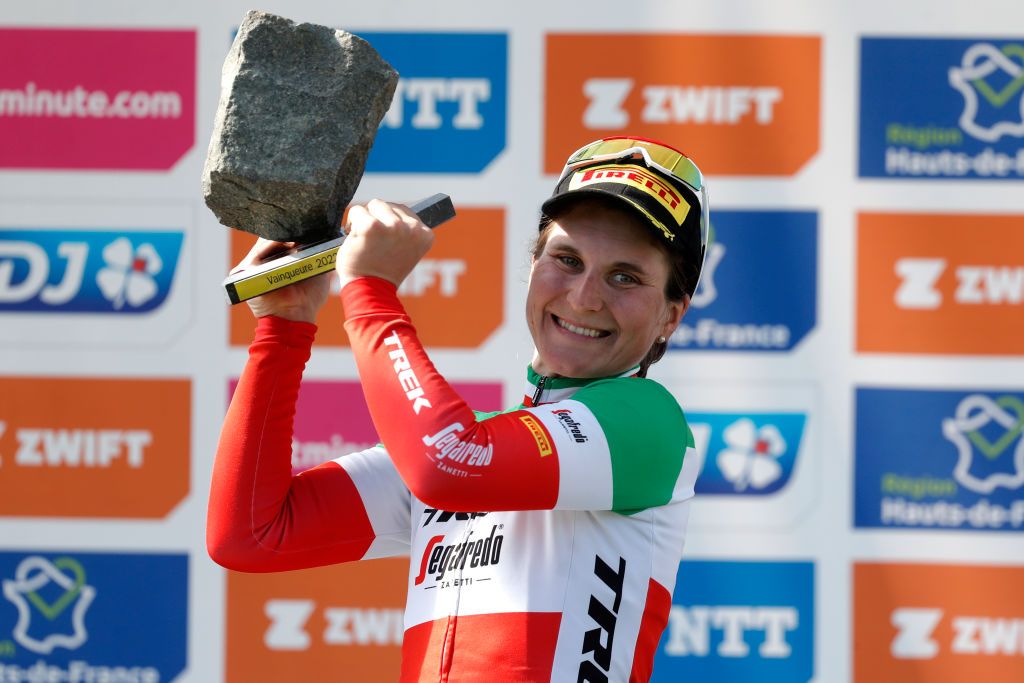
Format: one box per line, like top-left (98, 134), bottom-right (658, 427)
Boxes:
top-left (334, 446), bottom-right (412, 559)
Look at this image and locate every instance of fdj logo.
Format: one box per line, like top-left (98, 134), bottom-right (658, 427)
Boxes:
top-left (0, 230), bottom-right (183, 313)
top-left (690, 412), bottom-right (807, 495)
top-left (360, 33), bottom-right (507, 173)
top-left (1, 556), bottom-right (94, 654)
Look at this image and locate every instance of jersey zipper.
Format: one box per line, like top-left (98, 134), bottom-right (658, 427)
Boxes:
top-left (438, 516), bottom-right (477, 682)
top-left (531, 375), bottom-right (548, 406)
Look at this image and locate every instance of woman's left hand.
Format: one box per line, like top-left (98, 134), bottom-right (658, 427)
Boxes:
top-left (336, 199), bottom-right (435, 290)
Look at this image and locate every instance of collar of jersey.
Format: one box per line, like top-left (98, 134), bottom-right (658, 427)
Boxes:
top-left (524, 364), bottom-right (640, 404)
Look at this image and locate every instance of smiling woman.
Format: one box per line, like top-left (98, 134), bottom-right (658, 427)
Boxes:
top-left (208, 136), bottom-right (710, 683)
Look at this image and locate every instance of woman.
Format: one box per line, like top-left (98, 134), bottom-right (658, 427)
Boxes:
top-left (208, 137), bottom-right (709, 682)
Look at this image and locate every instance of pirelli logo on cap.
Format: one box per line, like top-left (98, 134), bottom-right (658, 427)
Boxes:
top-left (569, 164), bottom-right (691, 226)
top-left (519, 414), bottom-right (553, 457)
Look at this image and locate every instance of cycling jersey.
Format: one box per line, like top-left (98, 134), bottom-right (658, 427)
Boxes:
top-left (208, 277), bottom-right (699, 682)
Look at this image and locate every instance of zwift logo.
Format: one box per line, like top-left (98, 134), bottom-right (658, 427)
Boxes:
top-left (690, 412), bottom-right (806, 496)
top-left (0, 230), bottom-right (183, 313)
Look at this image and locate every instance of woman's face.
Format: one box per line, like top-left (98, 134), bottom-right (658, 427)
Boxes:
top-left (527, 201), bottom-right (688, 378)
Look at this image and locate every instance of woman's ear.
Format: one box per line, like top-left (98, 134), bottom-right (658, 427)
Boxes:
top-left (660, 294), bottom-right (690, 340)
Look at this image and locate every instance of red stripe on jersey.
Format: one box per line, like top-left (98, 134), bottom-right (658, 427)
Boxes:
top-left (629, 578), bottom-right (673, 682)
top-left (208, 316), bottom-right (378, 571)
top-left (342, 278), bottom-right (560, 512)
top-left (401, 612), bottom-right (562, 682)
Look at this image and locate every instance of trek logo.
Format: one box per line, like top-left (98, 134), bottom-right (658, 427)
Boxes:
top-left (669, 211), bottom-right (817, 352)
top-left (545, 34), bottom-right (820, 176)
top-left (855, 387), bottom-right (1024, 533)
top-left (0, 551), bottom-right (187, 682)
top-left (858, 212), bottom-right (1024, 355)
top-left (860, 38), bottom-right (1024, 179)
top-left (584, 79), bottom-right (783, 127)
top-left (0, 377), bottom-right (190, 519)
top-left (568, 165), bottom-right (688, 229)
top-left (383, 331), bottom-right (431, 414)
top-left (655, 561), bottom-right (814, 681)
top-left (551, 409), bottom-right (588, 443)
top-left (422, 423), bottom-right (493, 469)
top-left (0, 28), bottom-right (195, 170)
top-left (578, 555), bottom-right (626, 683)
top-left (420, 508), bottom-right (487, 527)
top-left (360, 33), bottom-right (507, 173)
top-left (413, 524), bottom-right (504, 586)
top-left (855, 563), bottom-right (1024, 681)
top-left (264, 600), bottom-right (403, 649)
top-left (896, 259), bottom-right (1024, 308)
top-left (0, 230), bottom-right (183, 313)
top-left (689, 412), bottom-right (806, 496)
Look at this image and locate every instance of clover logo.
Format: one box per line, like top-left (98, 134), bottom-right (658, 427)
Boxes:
top-left (2, 556), bottom-right (95, 654)
top-left (96, 238), bottom-right (163, 310)
top-left (948, 43), bottom-right (1024, 142)
top-left (716, 418), bottom-right (785, 491)
top-left (942, 394), bottom-right (1024, 494)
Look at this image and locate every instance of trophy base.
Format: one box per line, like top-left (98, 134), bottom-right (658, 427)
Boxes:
top-left (223, 193), bottom-right (455, 305)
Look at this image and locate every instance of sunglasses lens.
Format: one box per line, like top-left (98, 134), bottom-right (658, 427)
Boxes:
top-left (566, 138), bottom-right (704, 192)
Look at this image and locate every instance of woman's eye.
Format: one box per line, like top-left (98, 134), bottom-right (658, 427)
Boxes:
top-left (611, 272), bottom-right (638, 285)
top-left (557, 255), bottom-right (581, 268)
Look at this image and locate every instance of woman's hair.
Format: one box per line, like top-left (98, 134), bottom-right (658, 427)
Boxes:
top-left (532, 196), bottom-right (697, 378)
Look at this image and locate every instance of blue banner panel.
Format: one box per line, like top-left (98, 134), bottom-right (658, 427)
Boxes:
top-left (654, 560), bottom-right (815, 682)
top-left (0, 230), bottom-right (183, 313)
top-left (668, 210), bottom-right (817, 352)
top-left (691, 412), bottom-right (807, 496)
top-left (860, 37), bottom-right (1024, 179)
top-left (855, 387), bottom-right (1024, 532)
top-left (0, 551), bottom-right (188, 681)
top-left (359, 32), bottom-right (507, 173)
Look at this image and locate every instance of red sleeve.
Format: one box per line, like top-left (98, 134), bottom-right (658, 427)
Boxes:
top-left (342, 278), bottom-right (560, 512)
top-left (206, 315), bottom-right (378, 572)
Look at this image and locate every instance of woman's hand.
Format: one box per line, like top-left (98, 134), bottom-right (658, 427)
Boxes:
top-left (336, 199), bottom-right (435, 290)
top-left (231, 237), bottom-right (334, 323)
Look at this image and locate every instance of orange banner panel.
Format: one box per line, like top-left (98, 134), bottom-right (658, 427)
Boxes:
top-left (544, 34), bottom-right (821, 176)
top-left (226, 558), bottom-right (408, 683)
top-left (230, 207), bottom-right (505, 348)
top-left (857, 212), bottom-right (1024, 355)
top-left (0, 377), bottom-right (190, 518)
top-left (854, 563), bottom-right (1024, 682)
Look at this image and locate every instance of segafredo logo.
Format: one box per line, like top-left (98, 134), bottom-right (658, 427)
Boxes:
top-left (550, 409), bottom-right (589, 444)
top-left (860, 37), bottom-right (1024, 179)
top-left (359, 32), bottom-right (507, 173)
top-left (0, 230), bottom-right (183, 313)
top-left (422, 422), bottom-right (493, 471)
top-left (855, 387), bottom-right (1024, 532)
top-left (655, 561), bottom-right (814, 681)
top-left (669, 211), bottom-right (817, 352)
top-left (0, 551), bottom-right (187, 681)
top-left (413, 525), bottom-right (504, 586)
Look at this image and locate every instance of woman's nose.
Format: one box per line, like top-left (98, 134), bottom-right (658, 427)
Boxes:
top-left (565, 272), bottom-right (603, 311)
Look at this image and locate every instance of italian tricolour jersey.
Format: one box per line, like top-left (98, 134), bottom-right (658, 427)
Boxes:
top-left (207, 278), bottom-right (698, 683)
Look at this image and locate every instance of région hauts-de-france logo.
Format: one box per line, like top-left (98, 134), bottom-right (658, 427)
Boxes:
top-left (948, 43), bottom-right (1024, 143)
top-left (2, 556), bottom-right (94, 655)
top-left (855, 388), bottom-right (1024, 532)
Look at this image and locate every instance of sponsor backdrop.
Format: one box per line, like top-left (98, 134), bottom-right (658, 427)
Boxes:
top-left (0, 1), bottom-right (1021, 681)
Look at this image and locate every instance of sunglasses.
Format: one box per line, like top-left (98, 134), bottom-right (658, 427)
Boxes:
top-left (558, 136), bottom-right (710, 265)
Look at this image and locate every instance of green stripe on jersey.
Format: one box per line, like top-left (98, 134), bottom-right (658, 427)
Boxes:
top-left (573, 378), bottom-right (691, 512)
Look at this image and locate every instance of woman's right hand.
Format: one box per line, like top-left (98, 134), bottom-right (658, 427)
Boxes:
top-left (231, 237), bottom-right (335, 323)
